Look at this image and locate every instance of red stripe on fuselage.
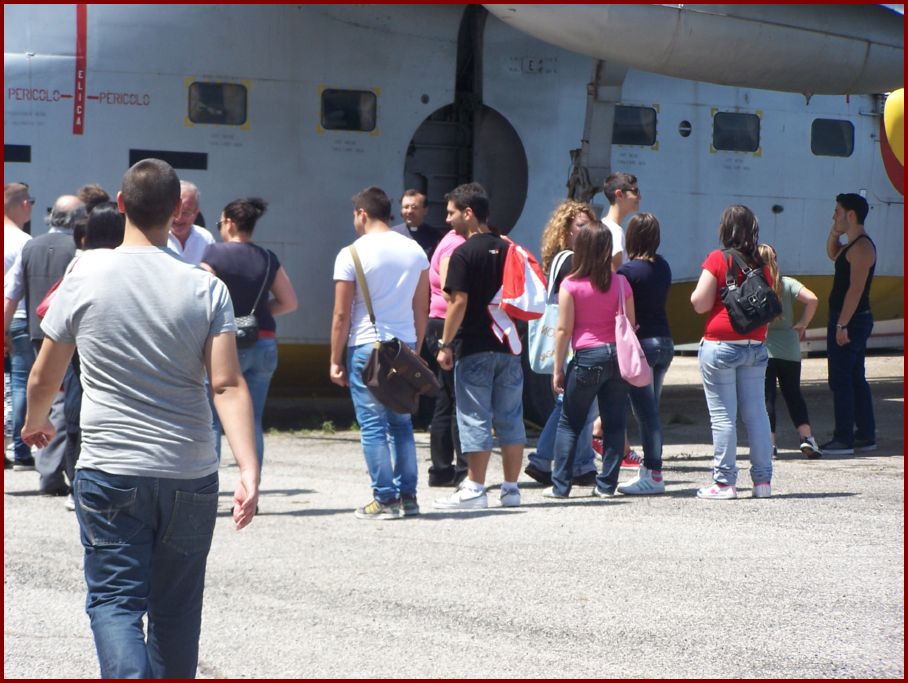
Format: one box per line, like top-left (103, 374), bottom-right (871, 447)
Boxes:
top-left (72, 4), bottom-right (87, 135)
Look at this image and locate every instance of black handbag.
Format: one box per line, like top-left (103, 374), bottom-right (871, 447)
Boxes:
top-left (234, 247), bottom-right (271, 349)
top-left (720, 248), bottom-right (783, 334)
top-left (349, 245), bottom-right (440, 413)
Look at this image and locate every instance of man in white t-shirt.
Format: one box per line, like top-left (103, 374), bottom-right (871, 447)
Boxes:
top-left (601, 171), bottom-right (642, 270)
top-left (167, 180), bottom-right (215, 265)
top-left (330, 186), bottom-right (429, 520)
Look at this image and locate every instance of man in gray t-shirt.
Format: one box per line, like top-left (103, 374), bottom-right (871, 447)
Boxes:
top-left (22, 159), bottom-right (260, 679)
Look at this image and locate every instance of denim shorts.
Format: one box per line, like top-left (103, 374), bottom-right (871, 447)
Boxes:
top-left (454, 351), bottom-right (525, 452)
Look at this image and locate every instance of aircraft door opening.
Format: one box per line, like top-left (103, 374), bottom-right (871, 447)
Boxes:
top-left (404, 103), bottom-right (528, 232)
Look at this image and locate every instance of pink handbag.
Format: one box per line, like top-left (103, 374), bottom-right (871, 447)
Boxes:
top-left (614, 276), bottom-right (653, 388)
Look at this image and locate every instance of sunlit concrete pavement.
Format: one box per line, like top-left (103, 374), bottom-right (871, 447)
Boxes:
top-left (4, 354), bottom-right (903, 678)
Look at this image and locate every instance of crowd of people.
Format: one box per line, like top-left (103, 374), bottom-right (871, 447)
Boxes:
top-left (2, 162), bottom-right (880, 677)
top-left (328, 173), bottom-right (879, 513)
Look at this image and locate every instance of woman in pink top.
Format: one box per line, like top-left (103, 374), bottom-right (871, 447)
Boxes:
top-left (546, 223), bottom-right (635, 498)
top-left (425, 228), bottom-right (468, 486)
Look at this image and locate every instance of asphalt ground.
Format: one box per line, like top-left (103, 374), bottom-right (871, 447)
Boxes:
top-left (3, 354), bottom-right (904, 678)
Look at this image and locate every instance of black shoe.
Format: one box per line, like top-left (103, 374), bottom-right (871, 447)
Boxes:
top-left (853, 436), bottom-right (877, 453)
top-left (523, 463), bottom-right (552, 486)
top-left (452, 470), bottom-right (468, 488)
top-left (40, 485), bottom-right (71, 497)
top-left (428, 470), bottom-right (456, 487)
top-left (13, 455), bottom-right (35, 471)
top-left (4, 455), bottom-right (12, 470)
top-left (572, 471), bottom-right (598, 486)
top-left (819, 439), bottom-right (853, 456)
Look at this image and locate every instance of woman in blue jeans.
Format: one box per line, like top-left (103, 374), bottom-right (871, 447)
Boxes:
top-left (525, 200), bottom-right (600, 486)
top-left (546, 223), bottom-right (635, 498)
top-left (616, 213), bottom-right (673, 495)
top-left (690, 205), bottom-right (773, 500)
top-left (201, 198), bottom-right (299, 470)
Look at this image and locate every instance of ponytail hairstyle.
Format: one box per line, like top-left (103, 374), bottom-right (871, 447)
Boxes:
top-left (570, 223), bottom-right (613, 293)
top-left (222, 197), bottom-right (268, 234)
top-left (718, 204), bottom-right (763, 268)
top-left (757, 243), bottom-right (782, 298)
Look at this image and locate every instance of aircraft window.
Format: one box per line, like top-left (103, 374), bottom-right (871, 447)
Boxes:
top-left (321, 90), bottom-right (377, 132)
top-left (612, 106), bottom-right (657, 146)
top-left (188, 82), bottom-right (247, 125)
top-left (811, 119), bottom-right (854, 157)
top-left (712, 112), bottom-right (760, 152)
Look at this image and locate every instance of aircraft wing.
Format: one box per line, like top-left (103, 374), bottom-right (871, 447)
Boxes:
top-left (484, 4), bottom-right (904, 95)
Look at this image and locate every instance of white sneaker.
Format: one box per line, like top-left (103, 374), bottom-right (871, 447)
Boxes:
top-left (500, 487), bottom-right (521, 507)
top-left (592, 487), bottom-right (615, 498)
top-left (64, 494), bottom-right (76, 512)
top-left (541, 486), bottom-right (569, 499)
top-left (617, 466), bottom-right (666, 495)
top-left (696, 482), bottom-right (737, 500)
top-left (752, 482), bottom-right (772, 499)
top-left (433, 485), bottom-right (488, 510)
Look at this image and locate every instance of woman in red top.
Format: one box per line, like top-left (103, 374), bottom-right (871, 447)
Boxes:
top-left (690, 205), bottom-right (773, 500)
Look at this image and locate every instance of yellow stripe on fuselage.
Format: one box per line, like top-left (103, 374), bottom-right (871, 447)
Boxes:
top-left (271, 275), bottom-right (903, 396)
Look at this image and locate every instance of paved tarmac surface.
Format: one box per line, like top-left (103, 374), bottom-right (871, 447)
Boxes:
top-left (4, 354), bottom-right (904, 678)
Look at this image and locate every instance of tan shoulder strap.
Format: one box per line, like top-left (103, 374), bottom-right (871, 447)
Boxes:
top-left (348, 244), bottom-right (376, 326)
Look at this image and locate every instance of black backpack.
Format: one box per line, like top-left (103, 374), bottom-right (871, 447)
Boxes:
top-left (719, 249), bottom-right (783, 334)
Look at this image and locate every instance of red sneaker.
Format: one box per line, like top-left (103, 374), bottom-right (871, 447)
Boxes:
top-left (592, 437), bottom-right (603, 455)
top-left (621, 450), bottom-right (642, 468)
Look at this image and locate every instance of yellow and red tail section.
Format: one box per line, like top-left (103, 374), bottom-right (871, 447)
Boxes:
top-left (881, 88), bottom-right (904, 195)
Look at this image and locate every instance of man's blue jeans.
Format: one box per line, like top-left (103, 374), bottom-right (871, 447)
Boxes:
top-left (827, 311), bottom-right (875, 446)
top-left (214, 337), bottom-right (278, 467)
top-left (698, 340), bottom-right (772, 487)
top-left (9, 317), bottom-right (35, 462)
top-left (74, 468), bottom-right (219, 678)
top-left (627, 336), bottom-right (674, 471)
top-left (552, 345), bottom-right (629, 496)
top-left (347, 343), bottom-right (418, 504)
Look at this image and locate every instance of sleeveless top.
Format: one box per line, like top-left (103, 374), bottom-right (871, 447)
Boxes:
top-left (828, 234), bottom-right (875, 314)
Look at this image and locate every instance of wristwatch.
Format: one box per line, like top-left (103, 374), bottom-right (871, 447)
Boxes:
top-left (437, 339), bottom-right (453, 351)
top-left (836, 323), bottom-right (847, 329)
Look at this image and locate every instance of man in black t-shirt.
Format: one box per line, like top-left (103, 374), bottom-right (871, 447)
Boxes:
top-left (432, 183), bottom-right (525, 510)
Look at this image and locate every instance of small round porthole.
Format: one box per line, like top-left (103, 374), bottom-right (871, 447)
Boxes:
top-left (678, 120), bottom-right (692, 137)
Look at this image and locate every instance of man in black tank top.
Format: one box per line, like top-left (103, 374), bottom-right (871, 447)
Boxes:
top-left (821, 193), bottom-right (877, 456)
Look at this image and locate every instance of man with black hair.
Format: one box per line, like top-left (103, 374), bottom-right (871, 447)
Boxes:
top-left (433, 182), bottom-right (525, 510)
top-left (331, 186), bottom-right (430, 520)
top-left (22, 158), bottom-right (259, 678)
top-left (601, 171), bottom-right (642, 269)
top-left (821, 192), bottom-right (877, 455)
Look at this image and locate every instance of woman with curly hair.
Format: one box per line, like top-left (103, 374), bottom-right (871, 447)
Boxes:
top-left (524, 200), bottom-right (600, 487)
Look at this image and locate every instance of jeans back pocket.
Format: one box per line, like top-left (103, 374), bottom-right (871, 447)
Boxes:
top-left (574, 365), bottom-right (604, 387)
top-left (161, 483), bottom-right (219, 556)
